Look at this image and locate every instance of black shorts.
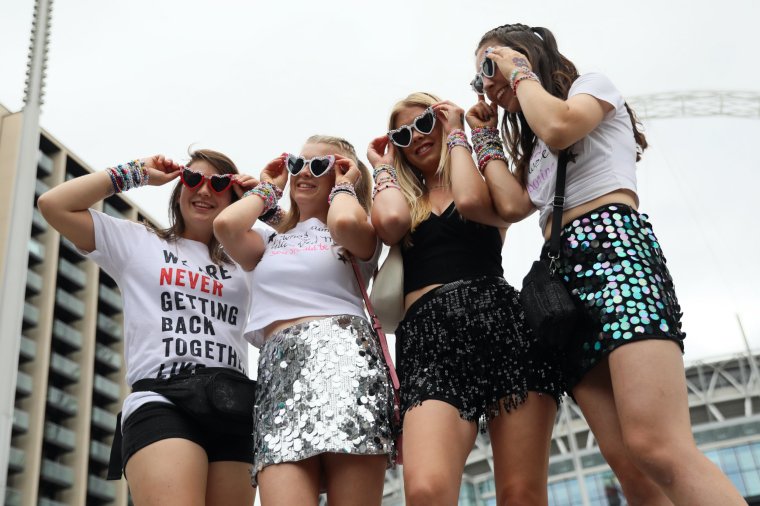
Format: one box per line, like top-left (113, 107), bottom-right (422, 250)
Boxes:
top-left (119, 402), bottom-right (253, 475)
top-left (395, 276), bottom-right (563, 425)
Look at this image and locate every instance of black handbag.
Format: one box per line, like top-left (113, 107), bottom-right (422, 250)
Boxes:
top-left (131, 367), bottom-right (257, 435)
top-left (520, 150), bottom-right (579, 347)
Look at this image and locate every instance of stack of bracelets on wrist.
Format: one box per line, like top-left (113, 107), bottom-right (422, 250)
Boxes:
top-left (105, 160), bottom-right (149, 194)
top-left (471, 127), bottom-right (507, 172)
top-left (509, 67), bottom-right (540, 93)
top-left (328, 182), bottom-right (358, 204)
top-left (243, 181), bottom-right (283, 214)
top-left (446, 129), bottom-right (472, 153)
top-left (259, 206), bottom-right (284, 227)
top-left (372, 164), bottom-right (401, 200)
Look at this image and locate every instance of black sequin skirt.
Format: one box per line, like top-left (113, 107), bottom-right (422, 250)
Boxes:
top-left (252, 315), bottom-right (395, 484)
top-left (395, 276), bottom-right (563, 425)
top-left (542, 204), bottom-right (686, 389)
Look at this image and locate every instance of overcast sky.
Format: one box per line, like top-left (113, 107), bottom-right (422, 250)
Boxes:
top-left (2, 0), bottom-right (760, 367)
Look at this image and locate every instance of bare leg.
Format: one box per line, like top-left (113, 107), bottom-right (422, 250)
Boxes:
top-left (402, 400), bottom-right (478, 506)
top-left (257, 456), bottom-right (321, 506)
top-left (488, 392), bottom-right (557, 506)
top-left (125, 438), bottom-right (208, 506)
top-left (323, 453), bottom-right (387, 506)
top-left (207, 461), bottom-right (255, 506)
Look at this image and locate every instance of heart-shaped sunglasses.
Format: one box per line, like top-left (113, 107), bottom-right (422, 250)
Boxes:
top-left (180, 167), bottom-right (236, 193)
top-left (387, 107), bottom-right (436, 148)
top-left (285, 154), bottom-right (336, 178)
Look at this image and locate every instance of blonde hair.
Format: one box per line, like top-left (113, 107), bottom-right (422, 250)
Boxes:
top-left (388, 92), bottom-right (451, 232)
top-left (276, 135), bottom-right (372, 233)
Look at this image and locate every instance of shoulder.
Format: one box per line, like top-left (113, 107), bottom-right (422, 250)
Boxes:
top-left (569, 73), bottom-right (624, 112)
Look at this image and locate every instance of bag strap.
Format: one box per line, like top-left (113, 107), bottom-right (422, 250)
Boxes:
top-left (548, 150), bottom-right (570, 270)
top-left (349, 256), bottom-right (401, 391)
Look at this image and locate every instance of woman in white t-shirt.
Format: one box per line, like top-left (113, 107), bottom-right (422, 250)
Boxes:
top-left (38, 150), bottom-right (258, 506)
top-left (213, 135), bottom-right (395, 506)
top-left (466, 23), bottom-right (744, 505)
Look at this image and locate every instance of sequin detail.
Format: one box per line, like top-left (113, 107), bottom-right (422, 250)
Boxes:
top-left (544, 204), bottom-right (686, 388)
top-left (395, 276), bottom-right (563, 426)
top-left (252, 315), bottom-right (395, 484)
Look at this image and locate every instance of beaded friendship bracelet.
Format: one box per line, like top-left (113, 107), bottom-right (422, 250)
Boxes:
top-left (510, 68), bottom-right (540, 92)
top-left (471, 127), bottom-right (507, 172)
top-left (259, 205), bottom-right (284, 227)
top-left (105, 160), bottom-right (149, 195)
top-left (242, 181), bottom-right (283, 214)
top-left (328, 182), bottom-right (358, 205)
top-left (446, 128), bottom-right (472, 153)
top-left (372, 164), bottom-right (398, 182)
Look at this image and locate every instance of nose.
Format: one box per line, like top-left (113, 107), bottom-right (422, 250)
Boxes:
top-left (197, 178), bottom-right (213, 195)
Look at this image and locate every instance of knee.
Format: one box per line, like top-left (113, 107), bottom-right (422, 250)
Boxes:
top-left (622, 428), bottom-right (682, 484)
top-left (404, 472), bottom-right (458, 506)
top-left (496, 479), bottom-right (546, 506)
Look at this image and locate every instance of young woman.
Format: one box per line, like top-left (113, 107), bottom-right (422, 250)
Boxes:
top-left (368, 92), bottom-right (563, 506)
top-left (213, 135), bottom-right (395, 506)
top-left (470, 23), bottom-right (745, 505)
top-left (37, 150), bottom-right (258, 506)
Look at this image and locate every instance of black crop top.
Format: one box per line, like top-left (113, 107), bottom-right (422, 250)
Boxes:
top-left (402, 202), bottom-right (503, 294)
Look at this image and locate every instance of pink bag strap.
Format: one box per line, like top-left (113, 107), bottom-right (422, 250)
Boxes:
top-left (349, 257), bottom-right (400, 391)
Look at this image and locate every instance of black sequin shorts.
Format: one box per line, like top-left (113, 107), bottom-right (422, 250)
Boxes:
top-left (395, 276), bottom-right (563, 425)
top-left (542, 204), bottom-right (686, 389)
top-left (252, 315), bottom-right (395, 484)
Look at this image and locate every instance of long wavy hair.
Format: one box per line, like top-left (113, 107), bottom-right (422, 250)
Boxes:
top-left (388, 92), bottom-right (452, 232)
top-left (276, 135), bottom-right (372, 233)
top-left (145, 148), bottom-right (240, 264)
top-left (476, 24), bottom-right (648, 186)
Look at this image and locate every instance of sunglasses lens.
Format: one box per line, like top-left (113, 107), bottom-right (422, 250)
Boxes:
top-left (182, 169), bottom-right (203, 188)
top-left (471, 75), bottom-right (484, 95)
top-left (389, 129), bottom-right (412, 147)
top-left (415, 110), bottom-right (435, 134)
top-left (210, 175), bottom-right (232, 192)
top-left (482, 58), bottom-right (496, 78)
top-left (310, 158), bottom-right (332, 177)
top-left (287, 156), bottom-right (305, 175)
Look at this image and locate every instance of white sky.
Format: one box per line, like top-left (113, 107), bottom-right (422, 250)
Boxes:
top-left (2, 0), bottom-right (760, 368)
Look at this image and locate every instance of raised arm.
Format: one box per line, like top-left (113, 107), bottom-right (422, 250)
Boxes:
top-left (466, 96), bottom-right (535, 223)
top-left (327, 155), bottom-right (377, 261)
top-left (486, 47), bottom-right (611, 150)
top-left (434, 100), bottom-right (508, 228)
top-left (367, 136), bottom-right (411, 246)
top-left (37, 156), bottom-right (180, 252)
top-left (213, 157), bottom-right (286, 271)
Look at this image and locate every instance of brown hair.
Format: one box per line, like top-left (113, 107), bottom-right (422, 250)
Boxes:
top-left (276, 135), bottom-right (372, 233)
top-left (476, 24), bottom-right (647, 186)
top-left (145, 148), bottom-right (240, 264)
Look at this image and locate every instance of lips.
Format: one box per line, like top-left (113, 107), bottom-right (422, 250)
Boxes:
top-left (192, 200), bottom-right (214, 211)
top-left (296, 182), bottom-right (317, 190)
top-left (495, 87), bottom-right (509, 101)
top-left (415, 142), bottom-right (434, 156)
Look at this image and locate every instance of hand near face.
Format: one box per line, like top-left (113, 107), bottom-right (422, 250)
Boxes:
top-left (466, 95), bottom-right (499, 130)
top-left (432, 101), bottom-right (465, 134)
top-left (142, 155), bottom-right (181, 186)
top-left (367, 135), bottom-right (396, 168)
top-left (486, 45), bottom-right (533, 81)
top-left (260, 154), bottom-right (288, 191)
top-left (231, 173), bottom-right (260, 199)
top-left (333, 155), bottom-right (361, 187)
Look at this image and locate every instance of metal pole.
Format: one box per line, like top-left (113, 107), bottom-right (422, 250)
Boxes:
top-left (0, 0), bottom-right (53, 498)
top-left (562, 400), bottom-right (591, 505)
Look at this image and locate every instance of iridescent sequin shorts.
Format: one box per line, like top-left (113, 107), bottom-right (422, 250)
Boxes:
top-left (395, 276), bottom-right (563, 425)
top-left (543, 204), bottom-right (686, 388)
top-left (252, 315), bottom-right (395, 483)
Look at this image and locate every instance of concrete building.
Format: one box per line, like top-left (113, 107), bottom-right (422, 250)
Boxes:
top-left (1, 102), bottom-right (151, 506)
top-left (382, 350), bottom-right (760, 505)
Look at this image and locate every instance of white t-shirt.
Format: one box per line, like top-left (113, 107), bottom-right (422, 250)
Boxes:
top-left (245, 217), bottom-right (380, 347)
top-left (83, 210), bottom-right (252, 422)
top-left (526, 73), bottom-right (639, 230)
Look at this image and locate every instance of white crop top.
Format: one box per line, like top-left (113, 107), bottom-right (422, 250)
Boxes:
top-left (245, 217), bottom-right (380, 347)
top-left (526, 73), bottom-right (639, 230)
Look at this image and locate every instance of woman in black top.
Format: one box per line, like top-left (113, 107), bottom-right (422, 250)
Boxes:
top-left (369, 91), bottom-right (563, 505)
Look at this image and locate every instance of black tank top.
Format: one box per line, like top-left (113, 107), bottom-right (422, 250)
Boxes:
top-left (402, 202), bottom-right (503, 294)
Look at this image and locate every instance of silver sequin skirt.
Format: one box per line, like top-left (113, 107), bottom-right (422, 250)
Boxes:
top-left (252, 315), bottom-right (395, 483)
